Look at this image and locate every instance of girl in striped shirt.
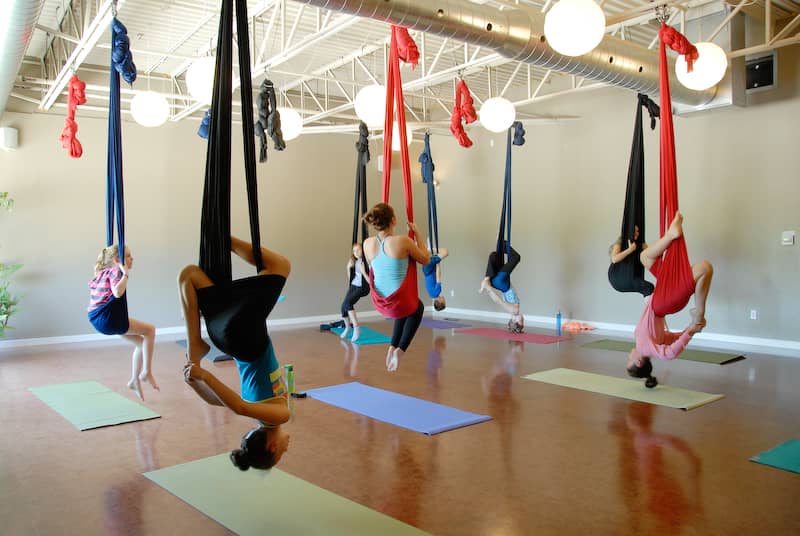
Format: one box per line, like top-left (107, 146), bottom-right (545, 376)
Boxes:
top-left (88, 245), bottom-right (158, 400)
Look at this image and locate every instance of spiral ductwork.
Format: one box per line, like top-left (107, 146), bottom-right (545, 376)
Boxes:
top-left (0, 0), bottom-right (47, 120)
top-left (296, 0), bottom-right (716, 106)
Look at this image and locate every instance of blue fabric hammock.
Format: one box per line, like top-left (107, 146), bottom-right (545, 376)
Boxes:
top-left (419, 131), bottom-right (438, 254)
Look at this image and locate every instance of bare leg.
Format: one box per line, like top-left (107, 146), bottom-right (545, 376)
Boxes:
top-left (690, 260), bottom-right (713, 327)
top-left (640, 212), bottom-right (683, 270)
top-left (340, 316), bottom-right (351, 339)
top-left (127, 318), bottom-right (158, 391)
top-left (386, 345), bottom-right (397, 370)
top-left (231, 236), bottom-right (291, 278)
top-left (177, 265), bottom-right (213, 365)
top-left (388, 348), bottom-right (403, 372)
top-left (120, 334), bottom-right (144, 401)
top-left (348, 310), bottom-right (361, 342)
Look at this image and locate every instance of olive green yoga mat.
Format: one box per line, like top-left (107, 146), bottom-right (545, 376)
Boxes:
top-left (522, 368), bottom-right (724, 410)
top-left (29, 380), bottom-right (160, 430)
top-left (144, 454), bottom-right (429, 535)
top-left (750, 439), bottom-right (800, 474)
top-left (582, 339), bottom-right (745, 364)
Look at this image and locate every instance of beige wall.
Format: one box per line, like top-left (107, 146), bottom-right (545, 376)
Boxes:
top-left (1, 46), bottom-right (797, 343)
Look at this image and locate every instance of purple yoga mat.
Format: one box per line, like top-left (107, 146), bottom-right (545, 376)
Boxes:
top-left (421, 318), bottom-right (471, 329)
top-left (457, 327), bottom-right (570, 344)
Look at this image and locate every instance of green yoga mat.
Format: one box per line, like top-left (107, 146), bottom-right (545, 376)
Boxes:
top-left (750, 439), bottom-right (800, 474)
top-left (331, 326), bottom-right (392, 345)
top-left (582, 339), bottom-right (745, 364)
top-left (144, 454), bottom-right (428, 535)
top-left (29, 380), bottom-right (160, 430)
top-left (522, 368), bottom-right (724, 410)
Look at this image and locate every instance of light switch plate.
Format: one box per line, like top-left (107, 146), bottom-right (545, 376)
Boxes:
top-left (782, 230), bottom-right (795, 246)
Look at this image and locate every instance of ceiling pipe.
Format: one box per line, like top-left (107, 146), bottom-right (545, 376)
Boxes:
top-left (294, 0), bottom-right (717, 106)
top-left (0, 0), bottom-right (47, 120)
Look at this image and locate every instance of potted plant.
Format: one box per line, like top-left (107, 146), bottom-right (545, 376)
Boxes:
top-left (0, 192), bottom-right (21, 337)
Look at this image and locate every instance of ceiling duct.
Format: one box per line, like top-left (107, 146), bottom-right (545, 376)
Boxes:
top-left (0, 0), bottom-right (47, 120)
top-left (295, 0), bottom-right (717, 106)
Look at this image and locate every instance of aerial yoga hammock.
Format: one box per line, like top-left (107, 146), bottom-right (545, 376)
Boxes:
top-left (419, 132), bottom-right (448, 309)
top-left (607, 93), bottom-right (660, 297)
top-left (450, 79), bottom-right (477, 148)
top-left (181, 0), bottom-right (292, 472)
top-left (481, 122), bottom-right (526, 332)
top-left (650, 24), bottom-right (698, 317)
top-left (60, 74), bottom-right (87, 158)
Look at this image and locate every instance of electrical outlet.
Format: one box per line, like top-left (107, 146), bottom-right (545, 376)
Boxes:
top-left (750, 309), bottom-right (758, 320)
top-left (450, 290), bottom-right (455, 297)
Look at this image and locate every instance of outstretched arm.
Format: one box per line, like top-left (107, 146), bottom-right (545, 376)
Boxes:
top-left (611, 241), bottom-right (637, 264)
top-left (231, 235), bottom-right (291, 278)
top-left (404, 222), bottom-right (431, 265)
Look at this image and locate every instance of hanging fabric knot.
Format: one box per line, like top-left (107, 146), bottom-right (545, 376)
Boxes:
top-left (355, 121), bottom-right (370, 165)
top-left (659, 24), bottom-right (698, 72)
top-left (111, 18), bottom-right (137, 85)
top-left (450, 79), bottom-right (476, 148)
top-left (418, 149), bottom-right (435, 184)
top-left (393, 26), bottom-right (419, 69)
top-left (638, 93), bottom-right (660, 130)
top-left (512, 121), bottom-right (525, 146)
top-left (197, 109), bottom-right (211, 139)
top-left (254, 78), bottom-right (285, 162)
top-left (59, 74), bottom-right (87, 158)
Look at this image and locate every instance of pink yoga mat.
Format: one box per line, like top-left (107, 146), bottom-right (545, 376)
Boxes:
top-left (457, 327), bottom-right (570, 344)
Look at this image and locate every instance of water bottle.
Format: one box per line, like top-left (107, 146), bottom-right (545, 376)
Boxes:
top-left (283, 364), bottom-right (295, 395)
top-left (556, 310), bottom-right (562, 336)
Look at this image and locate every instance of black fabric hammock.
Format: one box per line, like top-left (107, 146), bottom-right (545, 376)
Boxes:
top-left (352, 121), bottom-right (370, 249)
top-left (196, 0), bottom-right (284, 359)
top-left (608, 93), bottom-right (660, 297)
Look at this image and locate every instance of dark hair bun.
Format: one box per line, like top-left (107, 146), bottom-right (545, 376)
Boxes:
top-left (230, 449), bottom-right (251, 471)
top-left (364, 203), bottom-right (394, 231)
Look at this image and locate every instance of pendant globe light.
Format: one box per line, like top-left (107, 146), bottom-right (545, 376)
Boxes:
top-left (130, 91), bottom-right (170, 127)
top-left (391, 122), bottom-right (413, 151)
top-left (480, 97), bottom-right (516, 133)
top-left (186, 56), bottom-right (216, 105)
top-left (277, 107), bottom-right (303, 141)
top-left (675, 42), bottom-right (728, 91)
top-left (354, 84), bottom-right (386, 128)
top-left (544, 0), bottom-right (606, 57)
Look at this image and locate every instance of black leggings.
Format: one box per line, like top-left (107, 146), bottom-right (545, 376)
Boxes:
top-left (390, 300), bottom-right (424, 351)
top-left (341, 284), bottom-right (370, 317)
top-left (486, 246), bottom-right (521, 279)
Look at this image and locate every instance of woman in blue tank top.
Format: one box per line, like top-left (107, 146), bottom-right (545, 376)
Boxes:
top-left (363, 203), bottom-right (431, 371)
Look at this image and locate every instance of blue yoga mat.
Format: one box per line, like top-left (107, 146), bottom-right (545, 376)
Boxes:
top-left (306, 382), bottom-right (491, 435)
top-left (750, 439), bottom-right (800, 474)
top-left (331, 326), bottom-right (391, 345)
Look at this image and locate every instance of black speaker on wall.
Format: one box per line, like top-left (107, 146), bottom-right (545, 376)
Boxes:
top-left (746, 55), bottom-right (775, 90)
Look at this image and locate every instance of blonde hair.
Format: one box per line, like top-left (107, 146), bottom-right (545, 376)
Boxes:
top-left (94, 245), bottom-right (120, 274)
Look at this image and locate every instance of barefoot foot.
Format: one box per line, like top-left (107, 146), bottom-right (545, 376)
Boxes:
top-left (127, 378), bottom-right (144, 401)
top-left (667, 211), bottom-right (683, 240)
top-left (139, 372), bottom-right (160, 391)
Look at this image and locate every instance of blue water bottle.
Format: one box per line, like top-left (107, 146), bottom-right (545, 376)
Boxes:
top-left (556, 310), bottom-right (562, 336)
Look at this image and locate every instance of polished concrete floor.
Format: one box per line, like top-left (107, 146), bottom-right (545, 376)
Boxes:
top-left (1, 320), bottom-right (798, 535)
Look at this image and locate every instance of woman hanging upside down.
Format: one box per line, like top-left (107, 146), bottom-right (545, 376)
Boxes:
top-left (363, 203), bottom-right (430, 372)
top-left (88, 245), bottom-right (158, 401)
top-left (608, 225), bottom-right (655, 297)
top-left (480, 243), bottom-right (524, 333)
top-left (339, 243), bottom-right (371, 342)
top-left (626, 213), bottom-right (714, 382)
top-left (423, 245), bottom-right (449, 311)
top-left (179, 236), bottom-right (291, 471)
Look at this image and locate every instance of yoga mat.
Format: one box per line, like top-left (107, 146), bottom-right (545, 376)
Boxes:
top-left (145, 454), bottom-right (428, 535)
top-left (458, 327), bottom-right (570, 344)
top-left (29, 380), bottom-right (160, 430)
top-left (522, 368), bottom-right (724, 410)
top-left (306, 382), bottom-right (491, 434)
top-left (750, 439), bottom-right (800, 474)
top-left (582, 339), bottom-right (745, 364)
top-left (331, 326), bottom-right (391, 345)
top-left (421, 318), bottom-right (471, 329)
top-left (176, 338), bottom-right (231, 362)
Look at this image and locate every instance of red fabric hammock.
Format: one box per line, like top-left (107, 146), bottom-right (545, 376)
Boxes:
top-left (60, 74), bottom-right (87, 158)
top-left (369, 25), bottom-right (420, 319)
top-left (450, 79), bottom-right (477, 148)
top-left (651, 24), bottom-right (698, 317)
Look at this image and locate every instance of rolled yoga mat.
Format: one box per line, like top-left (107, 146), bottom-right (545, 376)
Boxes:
top-left (457, 327), bottom-right (570, 344)
top-left (306, 382), bottom-right (491, 434)
top-left (750, 439), bottom-right (800, 474)
top-left (420, 318), bottom-right (471, 329)
top-left (522, 368), bottom-right (724, 410)
top-left (331, 326), bottom-right (392, 345)
top-left (582, 339), bottom-right (745, 364)
top-left (29, 380), bottom-right (160, 430)
top-left (144, 454), bottom-right (429, 535)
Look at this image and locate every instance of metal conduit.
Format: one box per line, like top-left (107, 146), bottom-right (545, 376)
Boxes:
top-left (0, 0), bottom-right (47, 120)
top-left (295, 0), bottom-right (717, 105)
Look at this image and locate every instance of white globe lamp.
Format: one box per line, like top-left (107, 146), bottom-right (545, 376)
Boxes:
top-left (277, 107), bottom-right (303, 141)
top-left (544, 0), bottom-right (606, 57)
top-left (479, 97), bottom-right (516, 133)
top-left (354, 84), bottom-right (386, 128)
top-left (675, 42), bottom-right (728, 91)
top-left (130, 91), bottom-right (170, 127)
top-left (390, 122), bottom-right (413, 151)
top-left (186, 57), bottom-right (216, 105)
